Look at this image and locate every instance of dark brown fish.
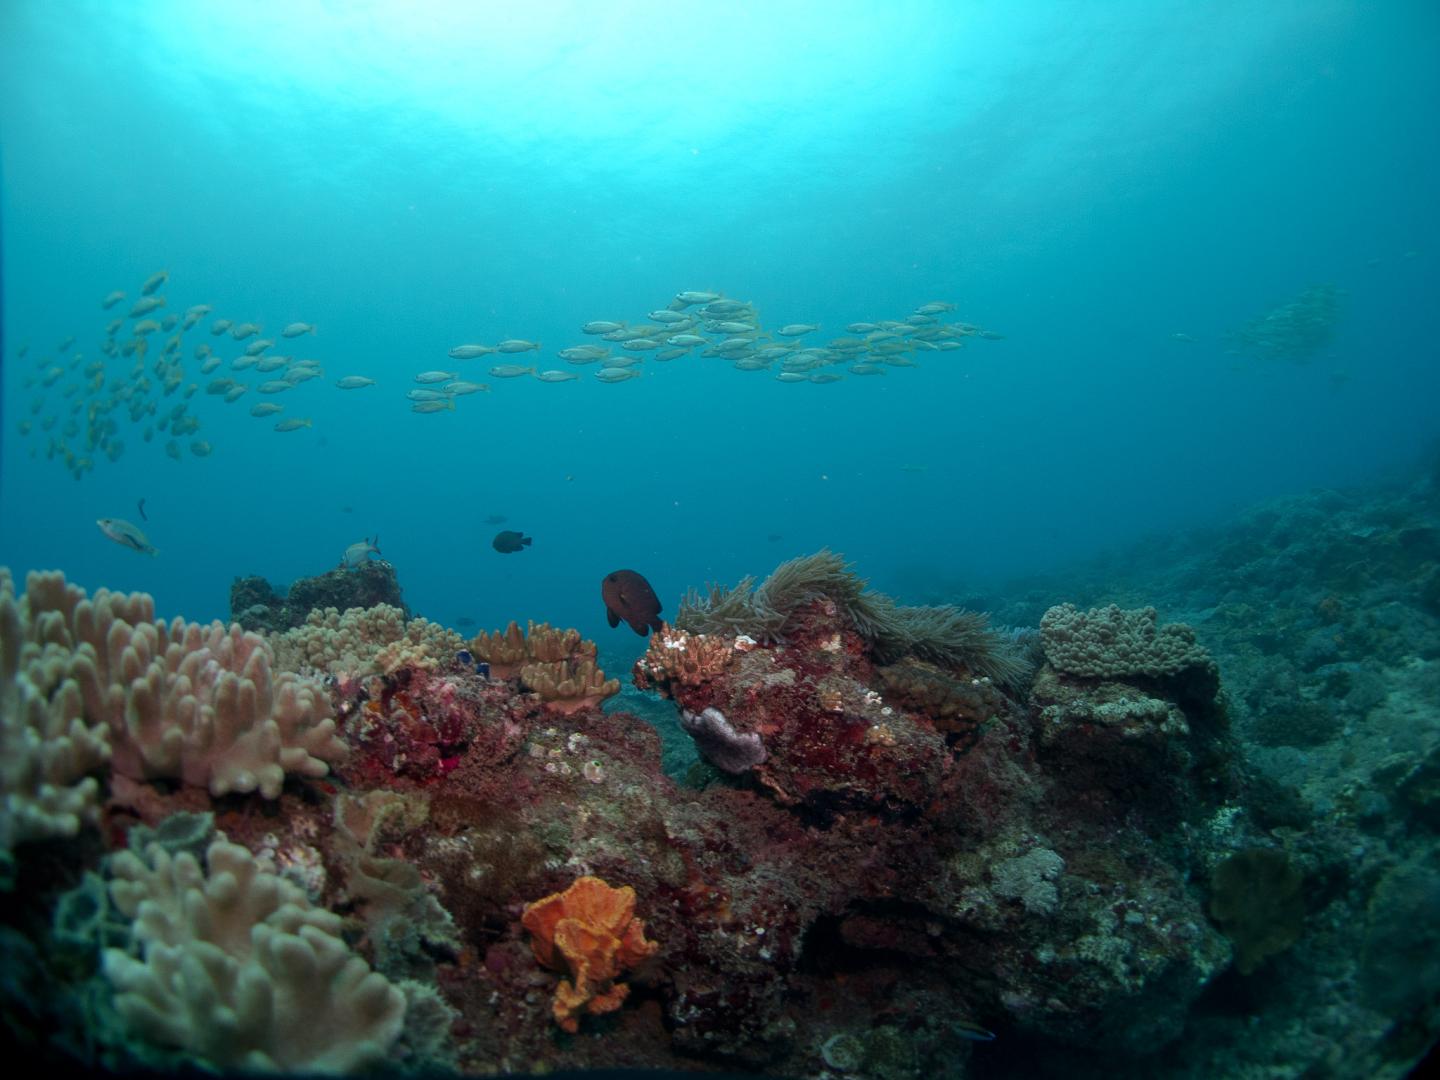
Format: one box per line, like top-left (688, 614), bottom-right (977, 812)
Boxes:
top-left (602, 569), bottom-right (663, 636)
top-left (492, 529), bottom-right (532, 553)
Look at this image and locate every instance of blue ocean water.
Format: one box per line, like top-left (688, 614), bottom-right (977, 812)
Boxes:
top-left (1, 0), bottom-right (1436, 658)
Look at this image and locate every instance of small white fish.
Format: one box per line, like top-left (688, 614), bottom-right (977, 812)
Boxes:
top-left (497, 339), bottom-right (540, 353)
top-left (488, 364), bottom-right (534, 378)
top-left (97, 517), bottom-right (157, 555)
top-left (407, 389), bottom-right (452, 401)
top-left (776, 323), bottom-right (819, 337)
top-left (594, 367), bottom-right (641, 383)
top-left (342, 536), bottom-right (380, 567)
top-left (210, 319), bottom-right (233, 335)
top-left (647, 310), bottom-right (690, 324)
top-left (443, 380), bottom-right (489, 395)
top-left (281, 322), bottom-right (317, 338)
top-left (140, 270), bottom-right (168, 296)
top-left (230, 322), bottom-right (262, 340)
top-left (675, 290), bottom-right (721, 305)
top-left (411, 399), bottom-right (455, 414)
top-left (243, 338), bottom-right (275, 356)
top-left (449, 344), bottom-right (496, 359)
top-left (224, 385), bottom-right (248, 403)
top-left (102, 290), bottom-right (126, 309)
top-left (534, 370), bottom-right (578, 382)
top-left (250, 402), bottom-right (284, 416)
top-left (582, 321), bottom-right (624, 335)
top-left (415, 370), bottom-right (458, 383)
top-left (666, 334), bottom-right (706, 347)
top-left (258, 380), bottom-right (292, 394)
top-left (335, 376), bottom-right (375, 389)
top-left (274, 417), bottom-right (312, 432)
top-left (186, 304), bottom-right (213, 317)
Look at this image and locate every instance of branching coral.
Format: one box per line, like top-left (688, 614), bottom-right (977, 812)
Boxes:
top-left (521, 875), bottom-right (659, 1033)
top-left (102, 834), bottom-right (407, 1072)
top-left (633, 625), bottom-right (737, 692)
top-left (675, 550), bottom-right (1024, 686)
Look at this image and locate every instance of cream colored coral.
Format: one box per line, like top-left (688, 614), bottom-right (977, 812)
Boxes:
top-left (102, 619), bottom-right (347, 798)
top-left (0, 568), bottom-right (111, 852)
top-left (1, 567), bottom-right (347, 814)
top-left (103, 836), bottom-right (406, 1073)
top-left (269, 604), bottom-right (462, 676)
top-left (1039, 603), bottom-right (1212, 679)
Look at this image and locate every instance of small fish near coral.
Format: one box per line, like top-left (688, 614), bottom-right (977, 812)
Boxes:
top-left (341, 535), bottom-right (380, 568)
top-left (97, 517), bottom-right (157, 556)
top-left (601, 569), bottom-right (664, 635)
top-left (492, 529), bottom-right (532, 554)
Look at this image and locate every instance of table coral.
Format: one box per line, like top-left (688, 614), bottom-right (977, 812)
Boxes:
top-left (521, 875), bottom-right (659, 1033)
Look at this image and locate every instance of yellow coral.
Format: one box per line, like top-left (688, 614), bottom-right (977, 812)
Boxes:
top-left (521, 875), bottom-right (658, 1033)
top-left (520, 658), bottom-right (619, 714)
top-left (469, 620), bottom-right (595, 680)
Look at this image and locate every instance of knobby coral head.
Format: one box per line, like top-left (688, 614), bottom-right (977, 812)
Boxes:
top-left (522, 875), bottom-right (659, 1032)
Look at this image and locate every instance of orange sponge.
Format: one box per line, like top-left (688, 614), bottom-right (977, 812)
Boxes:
top-left (522, 875), bottom-right (659, 1032)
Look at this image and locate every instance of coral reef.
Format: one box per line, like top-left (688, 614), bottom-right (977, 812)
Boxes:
top-left (470, 620), bottom-right (619, 712)
top-left (676, 549), bottom-right (1027, 687)
top-left (3, 455), bottom-right (1439, 1080)
top-left (231, 560), bottom-right (406, 634)
top-left (521, 875), bottom-right (659, 1033)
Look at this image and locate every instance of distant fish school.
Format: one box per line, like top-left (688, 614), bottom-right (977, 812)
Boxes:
top-left (15, 267), bottom-right (1003, 484)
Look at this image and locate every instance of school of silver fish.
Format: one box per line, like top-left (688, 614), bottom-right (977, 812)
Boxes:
top-left (14, 272), bottom-right (1003, 477)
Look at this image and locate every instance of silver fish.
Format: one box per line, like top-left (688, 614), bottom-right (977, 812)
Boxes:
top-left (97, 517), bottom-right (157, 555)
top-left (449, 344), bottom-right (496, 359)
